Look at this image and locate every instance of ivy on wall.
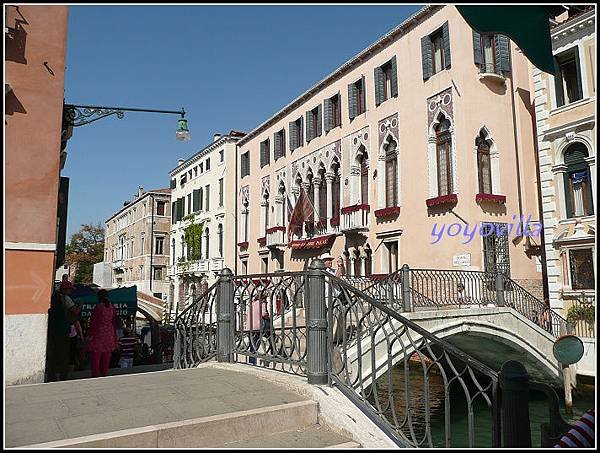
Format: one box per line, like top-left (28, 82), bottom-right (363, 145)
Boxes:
top-left (183, 214), bottom-right (204, 262)
top-left (566, 304), bottom-right (595, 325)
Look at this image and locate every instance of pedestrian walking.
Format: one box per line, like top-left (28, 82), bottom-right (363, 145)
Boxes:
top-left (46, 281), bottom-right (80, 381)
top-left (85, 289), bottom-right (118, 378)
top-left (118, 328), bottom-right (137, 369)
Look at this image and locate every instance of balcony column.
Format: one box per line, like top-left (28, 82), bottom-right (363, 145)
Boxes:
top-left (359, 247), bottom-right (366, 277)
top-left (350, 165), bottom-right (361, 205)
top-left (325, 172), bottom-right (334, 230)
top-left (348, 247), bottom-right (356, 277)
top-left (275, 194), bottom-right (283, 226)
top-left (260, 201), bottom-right (268, 238)
top-left (313, 177), bottom-right (321, 223)
top-left (377, 154), bottom-right (386, 209)
top-left (302, 182), bottom-right (311, 238)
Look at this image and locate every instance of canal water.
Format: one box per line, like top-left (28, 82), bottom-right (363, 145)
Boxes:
top-left (375, 364), bottom-right (595, 448)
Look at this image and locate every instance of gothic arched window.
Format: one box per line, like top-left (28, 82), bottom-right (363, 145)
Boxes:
top-left (385, 140), bottom-right (398, 207)
top-left (476, 131), bottom-right (492, 194)
top-left (436, 118), bottom-right (452, 196)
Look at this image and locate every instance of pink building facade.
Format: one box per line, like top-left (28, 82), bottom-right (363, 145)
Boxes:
top-left (236, 5), bottom-right (543, 294)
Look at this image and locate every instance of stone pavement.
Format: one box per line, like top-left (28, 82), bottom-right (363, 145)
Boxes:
top-left (5, 366), bottom-right (308, 447)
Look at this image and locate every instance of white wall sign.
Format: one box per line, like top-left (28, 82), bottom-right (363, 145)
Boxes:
top-left (453, 254), bottom-right (471, 267)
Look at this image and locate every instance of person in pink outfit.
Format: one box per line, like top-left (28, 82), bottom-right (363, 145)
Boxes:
top-left (86, 289), bottom-right (118, 378)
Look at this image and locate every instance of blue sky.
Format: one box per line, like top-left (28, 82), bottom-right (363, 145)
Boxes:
top-left (64, 4), bottom-right (423, 238)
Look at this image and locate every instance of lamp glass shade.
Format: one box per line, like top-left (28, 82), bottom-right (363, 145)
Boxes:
top-left (176, 118), bottom-right (191, 141)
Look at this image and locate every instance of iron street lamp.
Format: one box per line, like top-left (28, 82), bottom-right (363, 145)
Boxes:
top-left (62, 103), bottom-right (191, 141)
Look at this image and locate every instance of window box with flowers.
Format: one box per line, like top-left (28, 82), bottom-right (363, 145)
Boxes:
top-left (374, 206), bottom-right (400, 218)
top-left (426, 193), bottom-right (458, 207)
top-left (237, 241), bottom-right (249, 248)
top-left (341, 204), bottom-right (370, 215)
top-left (331, 216), bottom-right (340, 227)
top-left (257, 236), bottom-right (266, 247)
top-left (475, 193), bottom-right (506, 204)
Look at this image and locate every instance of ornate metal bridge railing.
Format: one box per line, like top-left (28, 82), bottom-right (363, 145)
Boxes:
top-left (327, 270), bottom-right (501, 447)
top-left (173, 262), bottom-right (573, 448)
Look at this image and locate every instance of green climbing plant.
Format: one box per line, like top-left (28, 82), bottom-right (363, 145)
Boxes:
top-left (566, 303), bottom-right (595, 325)
top-left (183, 216), bottom-right (204, 262)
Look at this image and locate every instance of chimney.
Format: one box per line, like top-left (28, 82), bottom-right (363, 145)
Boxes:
top-left (138, 186), bottom-right (144, 197)
top-left (178, 158), bottom-right (185, 166)
top-left (213, 133), bottom-right (222, 142)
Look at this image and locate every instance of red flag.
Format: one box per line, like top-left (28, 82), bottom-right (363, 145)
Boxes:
top-left (287, 188), bottom-right (314, 243)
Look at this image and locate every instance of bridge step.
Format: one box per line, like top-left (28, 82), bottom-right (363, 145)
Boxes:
top-left (22, 401), bottom-right (357, 448)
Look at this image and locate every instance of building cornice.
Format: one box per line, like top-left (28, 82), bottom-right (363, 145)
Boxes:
top-left (105, 190), bottom-right (171, 224)
top-left (169, 135), bottom-right (242, 176)
top-left (551, 9), bottom-right (595, 36)
top-left (542, 113), bottom-right (595, 140)
top-left (236, 5), bottom-right (442, 148)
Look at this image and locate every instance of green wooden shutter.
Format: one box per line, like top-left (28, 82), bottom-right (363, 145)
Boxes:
top-left (274, 132), bottom-right (281, 160)
top-left (421, 35), bottom-right (433, 80)
top-left (306, 111), bottom-right (313, 142)
top-left (390, 56), bottom-right (398, 98)
top-left (374, 65), bottom-right (384, 106)
top-left (442, 21), bottom-right (451, 69)
top-left (316, 105), bottom-right (322, 137)
top-left (193, 189), bottom-right (199, 212)
top-left (171, 201), bottom-right (176, 223)
top-left (473, 30), bottom-right (483, 66)
top-left (170, 178), bottom-right (176, 189)
top-left (205, 185), bottom-right (210, 211)
top-left (176, 198), bottom-right (183, 221)
top-left (299, 117), bottom-right (304, 147)
top-left (324, 98), bottom-right (332, 133)
top-left (563, 172), bottom-right (573, 218)
top-left (348, 82), bottom-right (357, 120)
top-left (199, 187), bottom-right (203, 210)
top-left (494, 34), bottom-right (511, 72)
top-left (360, 76), bottom-right (366, 113)
top-left (289, 121), bottom-right (297, 151)
top-left (553, 57), bottom-right (565, 108)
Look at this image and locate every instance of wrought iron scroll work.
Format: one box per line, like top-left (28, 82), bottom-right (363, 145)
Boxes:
top-left (63, 105), bottom-right (125, 127)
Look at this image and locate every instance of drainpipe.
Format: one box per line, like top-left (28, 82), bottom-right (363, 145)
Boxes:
top-left (234, 138), bottom-right (238, 275)
top-left (150, 193), bottom-right (154, 293)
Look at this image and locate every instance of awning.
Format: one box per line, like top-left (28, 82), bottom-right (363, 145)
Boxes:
top-left (74, 285), bottom-right (138, 318)
top-left (289, 234), bottom-right (336, 250)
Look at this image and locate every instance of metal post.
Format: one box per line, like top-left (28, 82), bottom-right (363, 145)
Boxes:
top-left (500, 360), bottom-right (531, 447)
top-left (496, 272), bottom-right (505, 307)
top-left (217, 268), bottom-right (234, 363)
top-left (401, 264), bottom-right (411, 312)
top-left (306, 259), bottom-right (328, 385)
top-left (561, 363), bottom-right (573, 415)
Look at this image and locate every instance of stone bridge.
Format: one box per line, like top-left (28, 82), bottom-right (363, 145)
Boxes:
top-left (340, 306), bottom-right (564, 388)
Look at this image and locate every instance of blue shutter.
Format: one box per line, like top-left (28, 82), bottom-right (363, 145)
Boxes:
top-left (442, 21), bottom-right (451, 69)
top-left (324, 98), bottom-right (332, 133)
top-left (316, 105), bottom-right (322, 137)
top-left (390, 56), bottom-right (398, 98)
top-left (421, 35), bottom-right (433, 80)
top-left (348, 82), bottom-right (357, 120)
top-left (494, 34), bottom-right (510, 72)
top-left (473, 31), bottom-right (483, 66)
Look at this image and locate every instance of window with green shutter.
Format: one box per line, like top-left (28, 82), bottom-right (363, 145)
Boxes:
top-left (422, 23), bottom-right (450, 79)
top-left (274, 129), bottom-right (285, 160)
top-left (241, 151), bottom-right (250, 178)
top-left (260, 138), bottom-right (270, 168)
top-left (289, 117), bottom-right (303, 151)
top-left (349, 78), bottom-right (366, 120)
top-left (306, 106), bottom-right (321, 142)
top-left (554, 47), bottom-right (583, 108)
top-left (375, 57), bottom-right (398, 106)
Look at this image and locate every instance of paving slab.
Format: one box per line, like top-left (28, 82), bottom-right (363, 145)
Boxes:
top-left (5, 367), bottom-right (306, 447)
top-left (220, 424), bottom-right (356, 448)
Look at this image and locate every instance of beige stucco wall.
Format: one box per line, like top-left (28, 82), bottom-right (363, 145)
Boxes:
top-left (531, 9), bottom-right (596, 313)
top-left (104, 190), bottom-right (172, 299)
top-left (236, 5), bottom-right (542, 286)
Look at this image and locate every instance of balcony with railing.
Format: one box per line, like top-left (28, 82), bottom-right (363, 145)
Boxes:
top-left (287, 217), bottom-right (339, 250)
top-left (478, 62), bottom-right (506, 83)
top-left (176, 258), bottom-right (211, 274)
top-left (266, 226), bottom-right (287, 247)
top-left (341, 204), bottom-right (370, 231)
